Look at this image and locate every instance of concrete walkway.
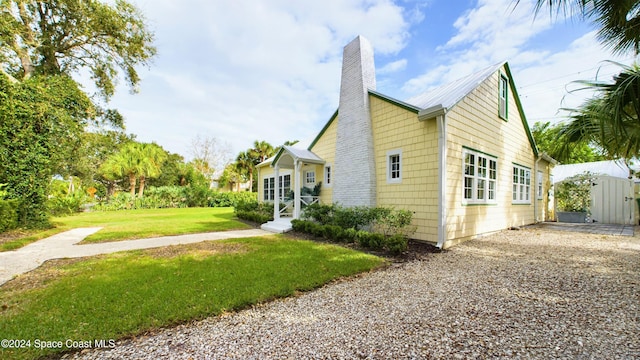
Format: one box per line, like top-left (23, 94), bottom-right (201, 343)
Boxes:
top-left (0, 228), bottom-right (271, 286)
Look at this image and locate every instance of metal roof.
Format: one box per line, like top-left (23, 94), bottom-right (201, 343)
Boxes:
top-left (552, 160), bottom-right (638, 183)
top-left (272, 145), bottom-right (324, 167)
top-left (405, 62), bottom-right (504, 110)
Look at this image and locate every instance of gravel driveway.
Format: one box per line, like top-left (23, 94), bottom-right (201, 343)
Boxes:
top-left (67, 228), bottom-right (639, 359)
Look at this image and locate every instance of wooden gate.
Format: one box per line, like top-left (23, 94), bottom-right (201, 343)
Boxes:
top-left (590, 176), bottom-right (635, 225)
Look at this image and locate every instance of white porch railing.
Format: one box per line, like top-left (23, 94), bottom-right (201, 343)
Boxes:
top-left (277, 196), bottom-right (320, 218)
top-left (301, 196), bottom-right (320, 206)
top-left (279, 200), bottom-right (293, 217)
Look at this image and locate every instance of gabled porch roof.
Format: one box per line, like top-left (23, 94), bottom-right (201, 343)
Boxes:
top-left (272, 145), bottom-right (325, 169)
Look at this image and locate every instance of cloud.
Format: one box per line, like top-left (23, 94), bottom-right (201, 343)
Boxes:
top-left (378, 59), bottom-right (408, 74)
top-left (515, 31), bottom-right (632, 124)
top-left (403, 0), bottom-right (553, 94)
top-left (107, 0), bottom-right (412, 158)
top-left (400, 0), bottom-right (633, 129)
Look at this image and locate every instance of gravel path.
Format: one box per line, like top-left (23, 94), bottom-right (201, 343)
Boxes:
top-left (66, 228), bottom-right (640, 359)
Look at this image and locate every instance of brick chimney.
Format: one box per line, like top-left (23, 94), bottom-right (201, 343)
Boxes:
top-left (333, 36), bottom-right (377, 207)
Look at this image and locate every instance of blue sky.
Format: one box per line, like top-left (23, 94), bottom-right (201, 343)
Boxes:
top-left (99, 0), bottom-right (636, 167)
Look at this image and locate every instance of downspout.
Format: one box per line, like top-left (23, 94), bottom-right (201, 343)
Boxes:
top-left (436, 113), bottom-right (447, 249)
top-left (534, 156), bottom-right (542, 223)
top-left (418, 104), bottom-right (447, 249)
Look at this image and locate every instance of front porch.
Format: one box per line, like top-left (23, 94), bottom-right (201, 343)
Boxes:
top-left (258, 146), bottom-right (325, 234)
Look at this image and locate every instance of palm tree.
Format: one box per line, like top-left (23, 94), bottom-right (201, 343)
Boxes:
top-left (235, 151), bottom-right (254, 191)
top-left (525, 0), bottom-right (640, 55)
top-left (136, 143), bottom-right (168, 197)
top-left (252, 140), bottom-right (275, 163)
top-left (560, 62), bottom-right (640, 159)
top-left (98, 142), bottom-right (167, 197)
top-left (521, 0), bottom-right (640, 159)
top-left (99, 143), bottom-right (143, 197)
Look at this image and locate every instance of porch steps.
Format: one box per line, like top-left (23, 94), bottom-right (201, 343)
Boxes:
top-left (261, 218), bottom-right (293, 233)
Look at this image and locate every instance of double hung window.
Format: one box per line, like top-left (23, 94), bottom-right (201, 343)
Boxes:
top-left (463, 149), bottom-right (497, 204)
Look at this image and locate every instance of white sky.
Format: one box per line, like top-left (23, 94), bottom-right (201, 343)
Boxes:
top-left (99, 0), bottom-right (637, 160)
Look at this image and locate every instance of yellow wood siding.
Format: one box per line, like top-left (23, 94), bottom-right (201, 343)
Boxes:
top-left (257, 165), bottom-right (295, 202)
top-left (369, 96), bottom-right (439, 242)
top-left (309, 116), bottom-right (338, 204)
top-left (444, 68), bottom-right (540, 245)
top-left (257, 164), bottom-right (274, 202)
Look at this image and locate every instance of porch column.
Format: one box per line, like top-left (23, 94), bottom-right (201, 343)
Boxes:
top-left (273, 165), bottom-right (280, 220)
top-left (294, 160), bottom-right (302, 219)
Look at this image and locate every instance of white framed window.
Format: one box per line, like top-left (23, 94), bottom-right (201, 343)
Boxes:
top-left (512, 164), bottom-right (531, 204)
top-left (324, 165), bottom-right (332, 187)
top-left (386, 149), bottom-right (402, 183)
top-left (263, 177), bottom-right (275, 201)
top-left (537, 171), bottom-right (543, 200)
top-left (305, 171), bottom-right (315, 184)
top-left (463, 148), bottom-right (497, 204)
top-left (263, 174), bottom-right (291, 201)
top-left (499, 74), bottom-right (508, 120)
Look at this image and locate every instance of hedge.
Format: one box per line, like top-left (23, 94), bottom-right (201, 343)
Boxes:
top-left (0, 199), bottom-right (19, 232)
top-left (291, 219), bottom-right (408, 255)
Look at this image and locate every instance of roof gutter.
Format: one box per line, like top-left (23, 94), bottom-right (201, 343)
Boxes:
top-left (419, 104), bottom-right (447, 249)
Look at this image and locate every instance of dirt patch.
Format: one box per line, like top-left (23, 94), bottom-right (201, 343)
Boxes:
top-left (0, 257), bottom-right (88, 296)
top-left (0, 229), bottom-right (36, 247)
top-left (142, 241), bottom-right (249, 259)
top-left (0, 242), bottom-right (249, 295)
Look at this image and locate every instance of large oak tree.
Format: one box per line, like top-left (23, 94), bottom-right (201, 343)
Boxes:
top-left (0, 0), bottom-right (156, 99)
top-left (0, 0), bottom-right (155, 227)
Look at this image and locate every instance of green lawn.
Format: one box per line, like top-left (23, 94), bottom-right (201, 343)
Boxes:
top-left (1, 207), bottom-right (250, 251)
top-left (0, 236), bottom-right (385, 360)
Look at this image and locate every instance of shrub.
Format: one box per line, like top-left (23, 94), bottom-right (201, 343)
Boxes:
top-left (322, 225), bottom-right (344, 242)
top-left (0, 199), bottom-right (19, 232)
top-left (144, 186), bottom-right (188, 208)
top-left (93, 193), bottom-right (136, 211)
top-left (209, 191), bottom-right (256, 208)
top-left (385, 234), bottom-right (408, 254)
top-left (47, 191), bottom-right (88, 216)
top-left (234, 198), bottom-right (273, 224)
top-left (342, 227), bottom-right (358, 243)
top-left (291, 219), bottom-right (305, 232)
top-left (296, 204), bottom-right (414, 253)
top-left (184, 184), bottom-right (211, 207)
top-left (235, 210), bottom-right (272, 224)
top-left (373, 209), bottom-right (416, 238)
top-left (367, 232), bottom-right (385, 250)
top-left (301, 203), bottom-right (335, 225)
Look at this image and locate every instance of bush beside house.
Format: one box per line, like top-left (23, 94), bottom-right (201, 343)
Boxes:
top-left (290, 203), bottom-right (416, 255)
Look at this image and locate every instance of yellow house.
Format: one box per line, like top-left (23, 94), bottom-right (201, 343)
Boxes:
top-left (258, 36), bottom-right (556, 249)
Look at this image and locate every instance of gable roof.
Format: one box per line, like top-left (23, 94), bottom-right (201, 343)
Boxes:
top-left (405, 63), bottom-right (503, 110)
top-left (272, 145), bottom-right (324, 167)
top-left (309, 61), bottom-right (542, 157)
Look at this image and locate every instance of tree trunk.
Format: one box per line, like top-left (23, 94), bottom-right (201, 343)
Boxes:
top-left (129, 174), bottom-right (136, 197)
top-left (138, 175), bottom-right (146, 197)
top-left (15, 2), bottom-right (36, 79)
